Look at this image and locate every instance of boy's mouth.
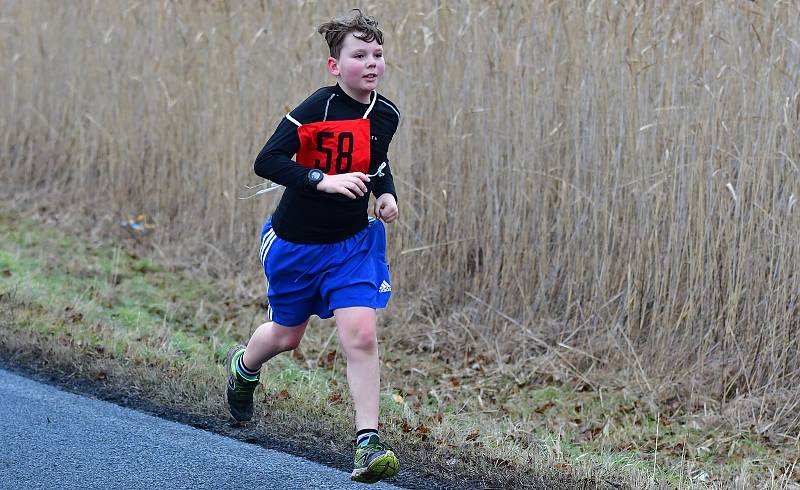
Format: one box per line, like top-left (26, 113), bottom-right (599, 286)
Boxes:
top-left (363, 73), bottom-right (377, 80)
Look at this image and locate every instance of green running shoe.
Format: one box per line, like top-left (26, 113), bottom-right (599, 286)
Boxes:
top-left (224, 344), bottom-right (259, 422)
top-left (351, 435), bottom-right (400, 483)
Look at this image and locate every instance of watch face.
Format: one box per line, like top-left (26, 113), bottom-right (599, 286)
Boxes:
top-left (310, 169), bottom-right (323, 182)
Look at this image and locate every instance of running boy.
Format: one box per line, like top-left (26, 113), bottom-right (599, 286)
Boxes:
top-left (225, 9), bottom-right (401, 484)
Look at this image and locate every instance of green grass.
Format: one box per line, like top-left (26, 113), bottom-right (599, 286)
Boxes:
top-left (1, 211), bottom-right (797, 489)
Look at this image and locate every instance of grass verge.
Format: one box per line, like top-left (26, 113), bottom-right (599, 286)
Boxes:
top-left (0, 209), bottom-right (796, 489)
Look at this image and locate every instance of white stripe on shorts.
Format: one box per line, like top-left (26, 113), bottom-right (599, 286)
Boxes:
top-left (260, 236), bottom-right (276, 267)
top-left (260, 230), bottom-right (277, 266)
top-left (260, 229), bottom-right (274, 250)
top-left (259, 229), bottom-right (274, 259)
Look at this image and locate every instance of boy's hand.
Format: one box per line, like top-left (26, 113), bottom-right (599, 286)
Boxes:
top-left (316, 172), bottom-right (370, 199)
top-left (374, 193), bottom-right (398, 223)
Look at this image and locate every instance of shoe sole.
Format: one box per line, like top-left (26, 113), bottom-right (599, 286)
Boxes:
top-left (351, 450), bottom-right (400, 483)
top-left (224, 344), bottom-right (252, 422)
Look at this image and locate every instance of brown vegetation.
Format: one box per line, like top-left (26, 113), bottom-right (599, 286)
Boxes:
top-left (2, 0), bottom-right (799, 478)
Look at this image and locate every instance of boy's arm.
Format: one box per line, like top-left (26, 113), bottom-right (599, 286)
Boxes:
top-left (253, 116), bottom-right (306, 188)
top-left (253, 89), bottom-right (329, 188)
top-left (370, 96), bottom-right (401, 202)
top-left (371, 160), bottom-right (397, 202)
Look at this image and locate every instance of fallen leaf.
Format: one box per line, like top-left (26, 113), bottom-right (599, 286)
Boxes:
top-left (291, 348), bottom-right (305, 361)
top-left (323, 350), bottom-right (337, 367)
top-left (277, 389), bottom-right (290, 399)
top-left (392, 394), bottom-right (404, 404)
top-left (414, 425), bottom-right (431, 439)
top-left (466, 429), bottom-right (480, 441)
top-left (580, 424), bottom-right (603, 441)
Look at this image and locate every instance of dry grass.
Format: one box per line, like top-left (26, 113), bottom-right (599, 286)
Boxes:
top-left (0, 211), bottom-right (658, 489)
top-left (1, 198), bottom-right (798, 488)
top-left (1, 0), bottom-right (799, 486)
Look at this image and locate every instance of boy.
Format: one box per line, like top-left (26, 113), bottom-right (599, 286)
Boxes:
top-left (225, 9), bottom-right (402, 484)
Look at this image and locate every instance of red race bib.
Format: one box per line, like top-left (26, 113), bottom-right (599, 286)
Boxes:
top-left (295, 119), bottom-right (371, 175)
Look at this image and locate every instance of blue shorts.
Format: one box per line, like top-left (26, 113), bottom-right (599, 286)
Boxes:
top-left (259, 217), bottom-right (392, 326)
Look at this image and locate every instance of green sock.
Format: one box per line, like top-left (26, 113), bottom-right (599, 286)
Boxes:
top-left (236, 354), bottom-right (260, 382)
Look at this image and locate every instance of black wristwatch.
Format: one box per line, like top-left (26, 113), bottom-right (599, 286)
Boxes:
top-left (305, 168), bottom-right (324, 190)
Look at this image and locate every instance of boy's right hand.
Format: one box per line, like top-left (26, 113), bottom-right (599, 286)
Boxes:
top-left (316, 172), bottom-right (370, 199)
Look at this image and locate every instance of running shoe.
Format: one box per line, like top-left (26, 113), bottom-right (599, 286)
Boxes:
top-left (351, 434), bottom-right (400, 483)
top-left (224, 344), bottom-right (259, 422)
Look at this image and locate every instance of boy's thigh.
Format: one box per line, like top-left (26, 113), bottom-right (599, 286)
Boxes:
top-left (261, 230), bottom-right (326, 325)
top-left (323, 220), bottom-right (392, 311)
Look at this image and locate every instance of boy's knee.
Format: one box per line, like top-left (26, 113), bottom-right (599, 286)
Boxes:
top-left (280, 335), bottom-right (303, 352)
top-left (271, 321), bottom-right (306, 352)
top-left (344, 321), bottom-right (378, 351)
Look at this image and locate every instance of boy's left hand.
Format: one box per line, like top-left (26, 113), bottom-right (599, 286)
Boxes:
top-left (374, 193), bottom-right (398, 223)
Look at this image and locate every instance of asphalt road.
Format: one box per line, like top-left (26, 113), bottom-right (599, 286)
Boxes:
top-left (0, 368), bottom-right (404, 489)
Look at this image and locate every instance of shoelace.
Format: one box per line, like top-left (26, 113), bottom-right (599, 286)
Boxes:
top-left (230, 372), bottom-right (258, 392)
top-left (355, 440), bottom-right (395, 467)
top-left (239, 161), bottom-right (388, 200)
top-left (355, 437), bottom-right (394, 452)
top-left (231, 384), bottom-right (257, 400)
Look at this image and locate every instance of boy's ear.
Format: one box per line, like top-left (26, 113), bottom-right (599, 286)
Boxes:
top-left (327, 57), bottom-right (340, 77)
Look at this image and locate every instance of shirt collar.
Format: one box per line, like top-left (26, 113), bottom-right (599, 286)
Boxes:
top-left (333, 83), bottom-right (375, 107)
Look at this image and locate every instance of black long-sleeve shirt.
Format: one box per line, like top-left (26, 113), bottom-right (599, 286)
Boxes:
top-left (254, 84), bottom-right (400, 244)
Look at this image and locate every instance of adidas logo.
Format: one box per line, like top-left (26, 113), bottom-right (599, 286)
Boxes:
top-left (378, 280), bottom-right (392, 293)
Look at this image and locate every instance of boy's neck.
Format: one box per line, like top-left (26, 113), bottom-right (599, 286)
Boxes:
top-left (337, 82), bottom-right (373, 104)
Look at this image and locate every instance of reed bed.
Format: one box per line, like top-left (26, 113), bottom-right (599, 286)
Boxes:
top-left (2, 0), bottom-right (798, 441)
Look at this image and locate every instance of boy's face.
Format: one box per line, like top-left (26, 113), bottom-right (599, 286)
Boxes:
top-left (328, 32), bottom-right (385, 99)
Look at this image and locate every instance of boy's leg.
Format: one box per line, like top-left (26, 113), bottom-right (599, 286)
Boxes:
top-left (334, 307), bottom-right (379, 430)
top-left (225, 319), bottom-right (308, 422)
top-left (334, 306), bottom-right (399, 482)
top-left (244, 320), bottom-right (309, 369)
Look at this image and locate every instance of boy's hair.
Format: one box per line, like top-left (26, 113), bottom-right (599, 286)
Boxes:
top-left (317, 9), bottom-right (383, 59)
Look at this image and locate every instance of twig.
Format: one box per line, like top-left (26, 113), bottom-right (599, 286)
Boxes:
top-left (653, 412), bottom-right (660, 481)
top-left (400, 236), bottom-right (478, 255)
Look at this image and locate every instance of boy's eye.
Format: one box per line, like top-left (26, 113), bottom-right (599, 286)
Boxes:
top-left (375, 53), bottom-right (383, 58)
top-left (354, 53), bottom-right (364, 58)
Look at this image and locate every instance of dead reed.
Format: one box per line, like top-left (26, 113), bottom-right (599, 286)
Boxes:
top-left (2, 0), bottom-right (798, 438)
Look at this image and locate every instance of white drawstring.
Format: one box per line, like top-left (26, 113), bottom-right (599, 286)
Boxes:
top-left (238, 161), bottom-right (388, 200)
top-left (238, 182), bottom-right (282, 199)
top-left (242, 181), bottom-right (276, 189)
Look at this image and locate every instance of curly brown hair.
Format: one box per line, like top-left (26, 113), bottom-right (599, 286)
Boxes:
top-left (317, 9), bottom-right (383, 59)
